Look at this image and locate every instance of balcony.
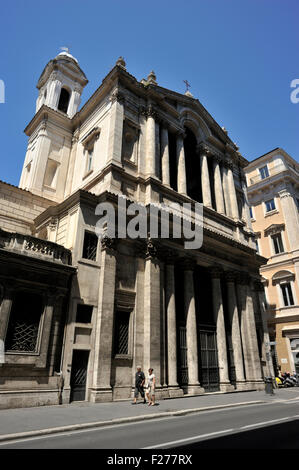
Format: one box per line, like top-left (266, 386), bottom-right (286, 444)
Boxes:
top-left (0, 229), bottom-right (72, 265)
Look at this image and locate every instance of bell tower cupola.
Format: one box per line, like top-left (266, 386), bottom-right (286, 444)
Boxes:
top-left (36, 48), bottom-right (88, 118)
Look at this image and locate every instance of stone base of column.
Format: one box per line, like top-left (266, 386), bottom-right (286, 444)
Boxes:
top-left (167, 386), bottom-right (184, 398)
top-left (246, 380), bottom-right (265, 391)
top-left (219, 382), bottom-right (235, 393)
top-left (90, 387), bottom-right (113, 403)
top-left (235, 381), bottom-right (251, 391)
top-left (186, 384), bottom-right (205, 395)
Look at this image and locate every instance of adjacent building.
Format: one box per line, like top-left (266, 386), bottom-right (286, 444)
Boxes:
top-left (0, 51), bottom-right (272, 409)
top-left (245, 148), bottom-right (299, 376)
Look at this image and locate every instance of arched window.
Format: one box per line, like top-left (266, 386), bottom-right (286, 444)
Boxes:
top-left (57, 87), bottom-right (70, 113)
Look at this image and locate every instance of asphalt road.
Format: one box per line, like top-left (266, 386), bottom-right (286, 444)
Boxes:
top-left (1, 397), bottom-right (299, 449)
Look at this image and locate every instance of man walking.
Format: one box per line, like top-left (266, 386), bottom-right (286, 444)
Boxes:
top-left (132, 366), bottom-right (146, 404)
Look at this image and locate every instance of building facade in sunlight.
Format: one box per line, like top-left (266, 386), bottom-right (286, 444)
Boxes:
top-left (0, 51), bottom-right (272, 408)
top-left (245, 149), bottom-right (299, 376)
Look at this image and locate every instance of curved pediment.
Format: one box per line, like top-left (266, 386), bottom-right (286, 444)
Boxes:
top-left (272, 270), bottom-right (295, 284)
top-left (179, 108), bottom-right (212, 142)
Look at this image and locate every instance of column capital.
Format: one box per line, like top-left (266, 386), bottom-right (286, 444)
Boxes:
top-left (136, 238), bottom-right (159, 260)
top-left (100, 235), bottom-right (118, 253)
top-left (176, 129), bottom-right (186, 139)
top-left (224, 270), bottom-right (237, 283)
top-left (161, 248), bottom-right (178, 265)
top-left (198, 142), bottom-right (212, 157)
top-left (209, 265), bottom-right (223, 279)
top-left (110, 88), bottom-right (126, 104)
top-left (253, 280), bottom-right (265, 292)
top-left (235, 271), bottom-right (250, 286)
top-left (223, 159), bottom-right (234, 170)
top-left (180, 257), bottom-right (197, 271)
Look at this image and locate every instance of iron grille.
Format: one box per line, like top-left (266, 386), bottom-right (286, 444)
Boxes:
top-left (82, 231), bottom-right (98, 261)
top-left (5, 293), bottom-right (43, 353)
top-left (199, 329), bottom-right (220, 392)
top-left (178, 326), bottom-right (188, 385)
top-left (115, 312), bottom-right (130, 355)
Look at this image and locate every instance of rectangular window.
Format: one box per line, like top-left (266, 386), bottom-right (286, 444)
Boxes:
top-left (259, 165), bottom-right (269, 179)
top-left (5, 293), bottom-right (43, 352)
top-left (271, 233), bottom-right (284, 254)
top-left (265, 198), bottom-right (276, 212)
top-left (114, 311), bottom-right (130, 355)
top-left (249, 206), bottom-right (253, 219)
top-left (82, 231), bottom-right (98, 261)
top-left (255, 239), bottom-right (259, 253)
top-left (281, 282), bottom-right (295, 307)
top-left (76, 304), bottom-right (93, 323)
top-left (86, 147), bottom-right (93, 172)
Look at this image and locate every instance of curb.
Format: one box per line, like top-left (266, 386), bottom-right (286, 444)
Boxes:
top-left (0, 400), bottom-right (266, 444)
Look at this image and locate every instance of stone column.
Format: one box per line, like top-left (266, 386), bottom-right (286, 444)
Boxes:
top-left (213, 157), bottom-right (225, 214)
top-left (226, 162), bottom-right (239, 220)
top-left (146, 106), bottom-right (156, 177)
top-left (183, 259), bottom-right (204, 394)
top-left (236, 273), bottom-right (263, 389)
top-left (143, 239), bottom-right (161, 393)
top-left (254, 281), bottom-right (275, 379)
top-left (90, 236), bottom-right (117, 402)
top-left (222, 164), bottom-right (231, 216)
top-left (241, 178), bottom-right (253, 231)
top-left (161, 125), bottom-right (170, 186)
top-left (36, 290), bottom-right (56, 368)
top-left (165, 253), bottom-right (184, 397)
top-left (210, 267), bottom-right (234, 391)
top-left (278, 187), bottom-right (299, 253)
top-left (0, 283), bottom-right (13, 349)
top-left (176, 133), bottom-right (187, 195)
top-left (106, 89), bottom-right (125, 166)
top-left (200, 147), bottom-right (212, 208)
top-left (225, 272), bottom-right (246, 389)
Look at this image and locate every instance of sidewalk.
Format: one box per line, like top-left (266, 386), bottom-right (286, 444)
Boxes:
top-left (0, 388), bottom-right (298, 441)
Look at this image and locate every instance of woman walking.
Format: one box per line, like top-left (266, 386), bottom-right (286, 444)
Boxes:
top-left (146, 368), bottom-right (156, 406)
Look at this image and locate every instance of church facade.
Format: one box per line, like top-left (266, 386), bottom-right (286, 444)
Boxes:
top-left (0, 52), bottom-right (273, 408)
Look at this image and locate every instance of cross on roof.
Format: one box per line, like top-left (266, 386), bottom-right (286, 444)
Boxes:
top-left (183, 80), bottom-right (191, 92)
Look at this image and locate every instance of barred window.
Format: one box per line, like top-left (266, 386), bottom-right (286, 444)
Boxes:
top-left (5, 292), bottom-right (43, 353)
top-left (82, 231), bottom-right (98, 261)
top-left (114, 311), bottom-right (130, 355)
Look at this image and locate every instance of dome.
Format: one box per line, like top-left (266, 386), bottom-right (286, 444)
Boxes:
top-left (55, 51), bottom-right (78, 64)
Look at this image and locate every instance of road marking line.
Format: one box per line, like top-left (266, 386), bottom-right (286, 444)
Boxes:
top-left (143, 429), bottom-right (235, 449)
top-left (240, 417), bottom-right (291, 429)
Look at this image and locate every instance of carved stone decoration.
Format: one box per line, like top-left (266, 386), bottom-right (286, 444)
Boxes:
top-left (121, 120), bottom-right (138, 163)
top-left (145, 237), bottom-right (158, 259)
top-left (110, 88), bottom-right (125, 104)
top-left (100, 235), bottom-right (117, 252)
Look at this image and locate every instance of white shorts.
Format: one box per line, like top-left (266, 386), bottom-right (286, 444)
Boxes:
top-left (146, 384), bottom-right (155, 394)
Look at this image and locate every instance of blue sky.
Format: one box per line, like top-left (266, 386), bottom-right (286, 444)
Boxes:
top-left (0, 0), bottom-right (298, 186)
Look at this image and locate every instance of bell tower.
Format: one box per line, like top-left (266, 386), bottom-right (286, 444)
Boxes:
top-left (19, 50), bottom-right (88, 201)
top-left (35, 48), bottom-right (88, 118)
